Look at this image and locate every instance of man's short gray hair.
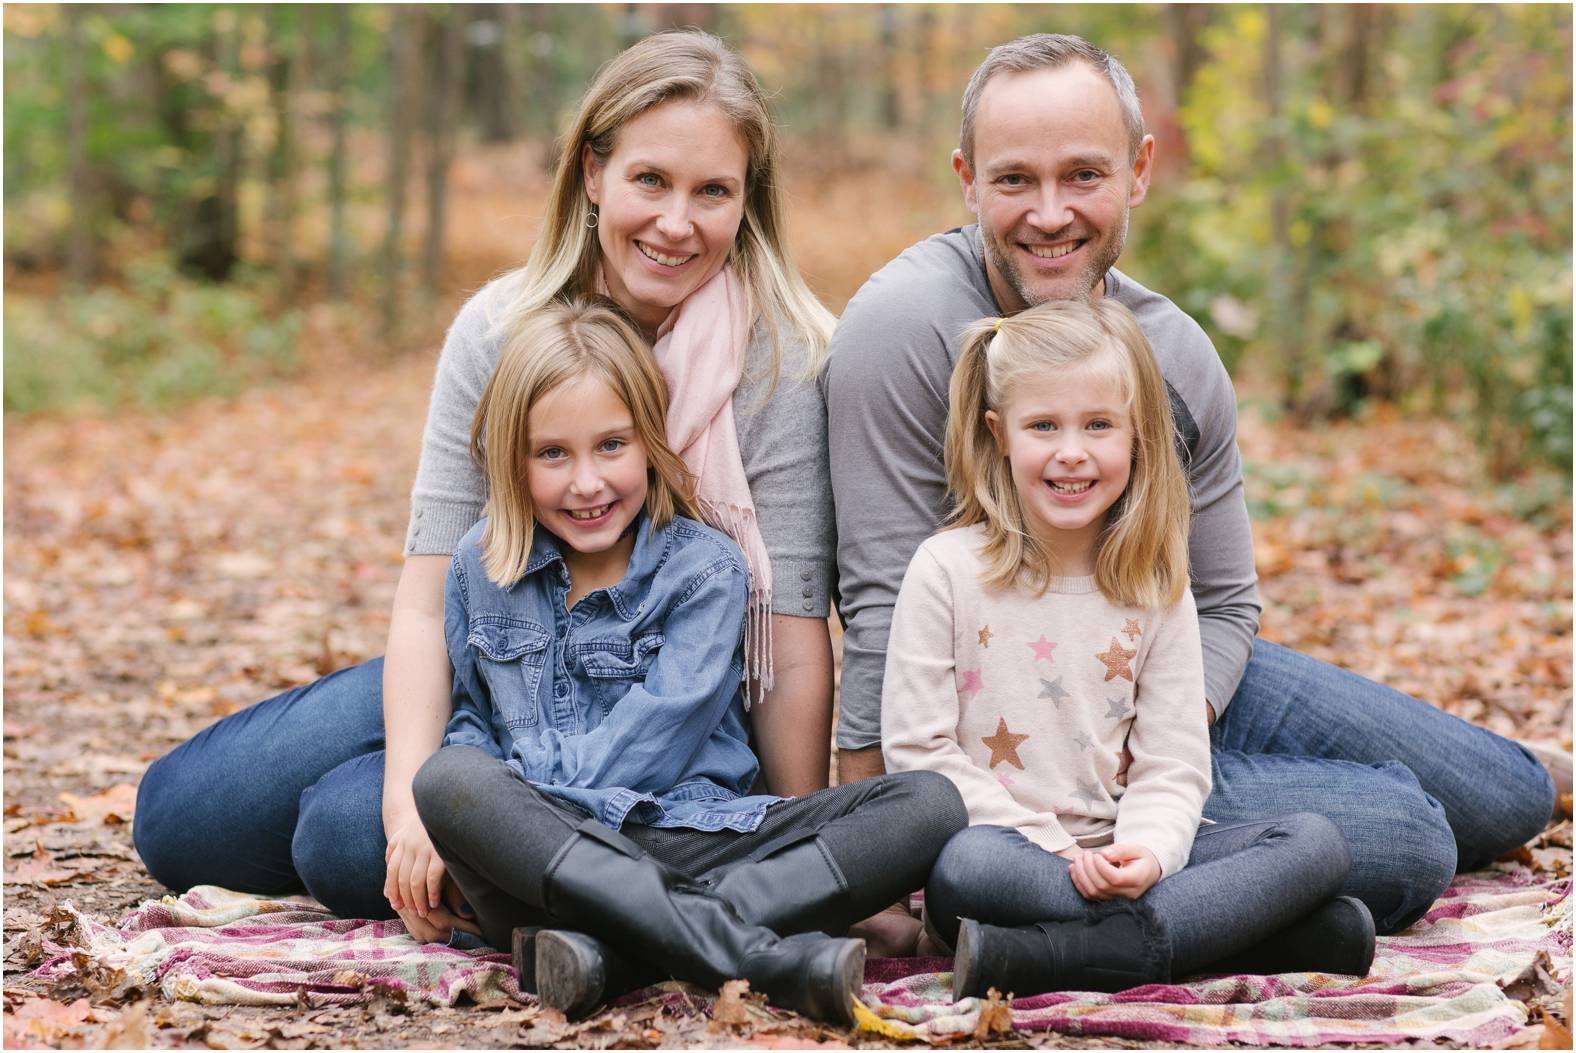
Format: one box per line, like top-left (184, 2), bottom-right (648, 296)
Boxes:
top-left (959, 34), bottom-right (1146, 166)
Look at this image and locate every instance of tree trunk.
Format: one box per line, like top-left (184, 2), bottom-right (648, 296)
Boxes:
top-left (381, 8), bottom-right (416, 336)
top-left (471, 4), bottom-right (516, 143)
top-left (326, 5), bottom-right (351, 299)
top-left (1262, 4), bottom-right (1306, 416)
top-left (265, 6), bottom-right (299, 297)
top-left (63, 5), bottom-right (95, 287)
top-left (880, 6), bottom-right (902, 130)
top-left (422, 7), bottom-right (467, 293)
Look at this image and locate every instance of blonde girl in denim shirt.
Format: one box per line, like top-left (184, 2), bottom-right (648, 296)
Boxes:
top-left (413, 299), bottom-right (966, 1025)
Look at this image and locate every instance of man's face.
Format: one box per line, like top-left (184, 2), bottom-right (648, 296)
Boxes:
top-left (955, 63), bottom-right (1154, 312)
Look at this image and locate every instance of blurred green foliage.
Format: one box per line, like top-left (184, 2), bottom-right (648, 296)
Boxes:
top-left (3, 4), bottom-right (1570, 478)
top-left (4, 257), bottom-right (300, 413)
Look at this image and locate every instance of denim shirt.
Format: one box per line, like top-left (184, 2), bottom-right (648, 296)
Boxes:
top-left (442, 512), bottom-right (780, 833)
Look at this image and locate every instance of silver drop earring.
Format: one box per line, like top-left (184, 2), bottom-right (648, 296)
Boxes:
top-left (585, 205), bottom-right (599, 229)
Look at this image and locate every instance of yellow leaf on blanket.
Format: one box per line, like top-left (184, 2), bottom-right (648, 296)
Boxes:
top-left (852, 997), bottom-right (920, 1041)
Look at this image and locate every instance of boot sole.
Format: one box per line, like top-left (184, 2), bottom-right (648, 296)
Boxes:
top-left (511, 926), bottom-right (541, 994)
top-left (953, 919), bottom-right (983, 1001)
top-left (536, 930), bottom-right (608, 1019)
top-left (799, 937), bottom-right (866, 1028)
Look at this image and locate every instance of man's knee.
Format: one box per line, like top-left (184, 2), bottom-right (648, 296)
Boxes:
top-left (1349, 766), bottom-right (1456, 933)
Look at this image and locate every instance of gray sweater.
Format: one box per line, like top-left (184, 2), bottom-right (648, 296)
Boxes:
top-left (821, 225), bottom-right (1260, 749)
top-left (405, 277), bottom-right (835, 618)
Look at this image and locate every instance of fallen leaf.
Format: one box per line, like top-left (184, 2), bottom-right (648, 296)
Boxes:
top-left (974, 986), bottom-right (1014, 1040)
top-left (711, 978), bottom-right (769, 1031)
top-left (1501, 950), bottom-right (1562, 1001)
top-left (2, 997), bottom-right (94, 1046)
top-left (99, 999), bottom-right (153, 1049)
top-left (57, 783), bottom-right (138, 825)
top-left (10, 846), bottom-right (83, 886)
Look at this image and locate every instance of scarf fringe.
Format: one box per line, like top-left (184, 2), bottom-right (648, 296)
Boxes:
top-left (699, 498), bottom-right (774, 708)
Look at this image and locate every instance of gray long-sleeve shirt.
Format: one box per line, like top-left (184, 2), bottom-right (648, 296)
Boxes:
top-left (405, 277), bottom-right (836, 618)
top-left (821, 225), bottom-right (1260, 749)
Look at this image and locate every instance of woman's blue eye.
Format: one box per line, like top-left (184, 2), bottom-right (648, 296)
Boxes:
top-left (637, 172), bottom-right (662, 187)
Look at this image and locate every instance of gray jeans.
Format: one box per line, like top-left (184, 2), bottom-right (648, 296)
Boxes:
top-left (413, 745), bottom-right (968, 952)
top-left (926, 814), bottom-right (1351, 976)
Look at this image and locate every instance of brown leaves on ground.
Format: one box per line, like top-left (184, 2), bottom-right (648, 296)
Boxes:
top-left (974, 987), bottom-right (1015, 1041)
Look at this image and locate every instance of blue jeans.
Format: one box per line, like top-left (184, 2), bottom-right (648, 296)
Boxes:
top-left (1211, 639), bottom-right (1553, 932)
top-left (133, 641), bottom-right (1553, 929)
top-left (134, 659), bottom-right (392, 920)
top-left (926, 815), bottom-right (1350, 976)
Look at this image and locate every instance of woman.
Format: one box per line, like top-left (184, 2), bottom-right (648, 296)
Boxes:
top-left (134, 30), bottom-right (842, 947)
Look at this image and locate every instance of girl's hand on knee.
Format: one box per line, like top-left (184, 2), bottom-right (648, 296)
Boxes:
top-left (1090, 843), bottom-right (1160, 899)
top-left (1069, 849), bottom-right (1116, 899)
top-left (384, 814), bottom-right (446, 918)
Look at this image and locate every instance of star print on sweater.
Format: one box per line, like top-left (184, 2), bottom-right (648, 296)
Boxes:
top-left (1039, 677), bottom-right (1069, 705)
top-left (1027, 635), bottom-right (1057, 662)
top-left (1105, 695), bottom-right (1129, 720)
top-left (1123, 618), bottom-right (1142, 642)
top-left (982, 718), bottom-right (1029, 770)
top-left (1096, 638), bottom-right (1137, 682)
top-left (960, 669), bottom-right (983, 696)
top-left (978, 625), bottom-right (993, 647)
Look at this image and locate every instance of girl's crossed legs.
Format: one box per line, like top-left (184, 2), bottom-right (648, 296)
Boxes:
top-left (926, 814), bottom-right (1351, 979)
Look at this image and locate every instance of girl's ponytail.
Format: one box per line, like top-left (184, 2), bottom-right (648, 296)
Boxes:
top-left (944, 318), bottom-right (1042, 590)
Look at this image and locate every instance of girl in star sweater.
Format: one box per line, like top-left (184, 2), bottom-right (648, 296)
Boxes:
top-left (882, 300), bottom-right (1376, 999)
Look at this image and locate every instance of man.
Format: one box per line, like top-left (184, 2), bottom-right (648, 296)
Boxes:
top-left (821, 33), bottom-right (1553, 935)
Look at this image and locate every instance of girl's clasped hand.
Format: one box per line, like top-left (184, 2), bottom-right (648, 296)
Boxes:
top-left (1059, 843), bottom-right (1162, 901)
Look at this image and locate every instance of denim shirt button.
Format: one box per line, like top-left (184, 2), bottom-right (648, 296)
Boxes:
top-left (800, 570), bottom-right (812, 582)
top-left (802, 599), bottom-right (814, 611)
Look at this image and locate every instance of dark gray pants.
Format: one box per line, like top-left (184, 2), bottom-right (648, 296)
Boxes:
top-left (926, 814), bottom-right (1351, 976)
top-left (413, 745), bottom-right (968, 953)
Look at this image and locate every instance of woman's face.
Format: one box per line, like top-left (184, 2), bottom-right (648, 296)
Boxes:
top-left (583, 99), bottom-right (749, 336)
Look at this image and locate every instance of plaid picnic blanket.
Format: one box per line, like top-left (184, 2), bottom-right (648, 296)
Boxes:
top-left (32, 866), bottom-right (1570, 1045)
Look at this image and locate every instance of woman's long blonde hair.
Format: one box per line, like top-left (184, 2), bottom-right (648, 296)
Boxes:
top-left (944, 299), bottom-right (1191, 609)
top-left (488, 29), bottom-right (833, 380)
top-left (471, 299), bottom-right (699, 588)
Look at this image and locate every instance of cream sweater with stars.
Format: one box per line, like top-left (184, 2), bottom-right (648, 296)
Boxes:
top-left (881, 525), bottom-right (1211, 877)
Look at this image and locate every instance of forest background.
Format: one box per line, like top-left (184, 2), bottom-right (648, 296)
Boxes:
top-left (2, 3), bottom-right (1572, 1047)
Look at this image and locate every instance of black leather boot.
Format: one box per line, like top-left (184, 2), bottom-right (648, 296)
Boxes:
top-left (530, 820), bottom-right (865, 1024)
top-left (707, 829), bottom-right (862, 933)
top-left (1204, 896), bottom-right (1376, 977)
top-left (953, 900), bottom-right (1171, 1000)
top-left (518, 828), bottom-right (866, 1012)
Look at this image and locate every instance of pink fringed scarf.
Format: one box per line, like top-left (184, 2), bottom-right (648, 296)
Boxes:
top-left (605, 266), bottom-right (774, 700)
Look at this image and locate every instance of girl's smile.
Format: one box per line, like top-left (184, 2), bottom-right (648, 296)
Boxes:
top-left (985, 361), bottom-right (1133, 574)
top-left (526, 373), bottom-right (650, 579)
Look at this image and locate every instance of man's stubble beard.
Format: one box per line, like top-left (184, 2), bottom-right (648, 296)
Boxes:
top-left (980, 207), bottom-right (1129, 310)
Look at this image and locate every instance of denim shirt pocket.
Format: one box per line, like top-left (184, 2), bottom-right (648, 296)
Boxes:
top-left (576, 632), bottom-right (666, 719)
top-left (468, 617), bottom-right (550, 731)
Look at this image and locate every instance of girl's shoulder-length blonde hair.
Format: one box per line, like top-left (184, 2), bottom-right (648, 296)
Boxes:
top-left (487, 28), bottom-right (833, 382)
top-left (471, 298), bottom-right (700, 588)
top-left (944, 298), bottom-right (1191, 610)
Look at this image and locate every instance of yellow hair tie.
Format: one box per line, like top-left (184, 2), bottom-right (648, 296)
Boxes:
top-left (993, 318), bottom-right (1004, 333)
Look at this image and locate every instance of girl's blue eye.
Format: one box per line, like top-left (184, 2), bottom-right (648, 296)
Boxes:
top-left (540, 446), bottom-right (565, 460)
top-left (1031, 421), bottom-right (1055, 432)
top-left (599, 438), bottom-right (627, 452)
top-left (1088, 420), bottom-right (1110, 431)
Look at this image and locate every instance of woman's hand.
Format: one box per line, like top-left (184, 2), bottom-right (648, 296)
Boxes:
top-left (1068, 843), bottom-right (1161, 901)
